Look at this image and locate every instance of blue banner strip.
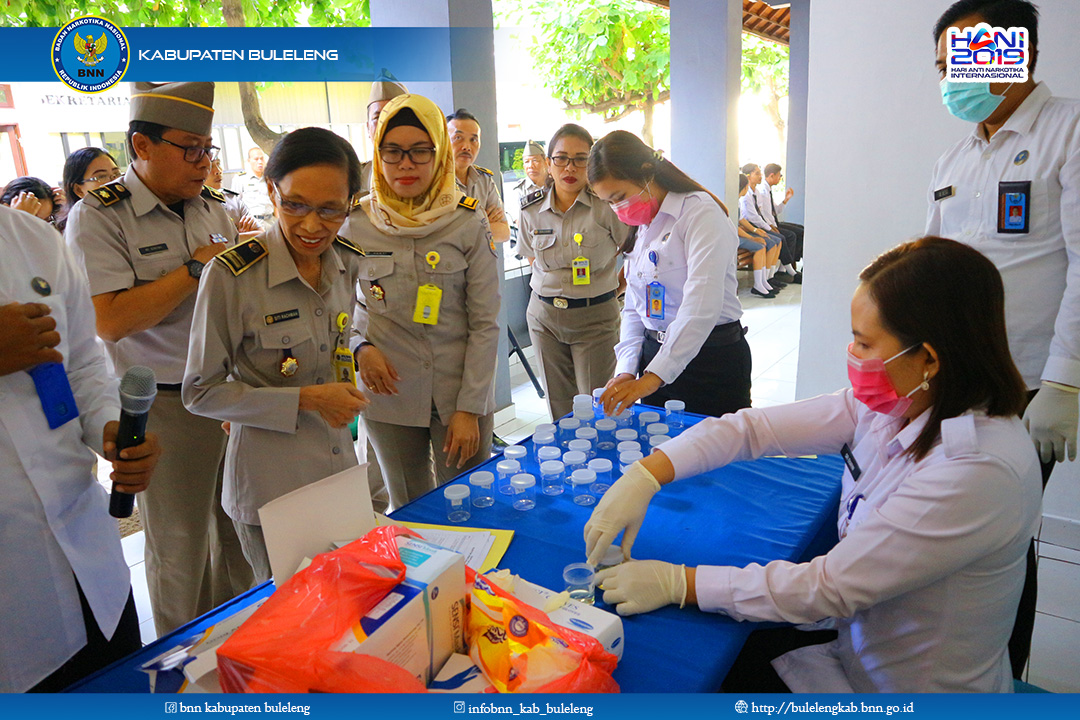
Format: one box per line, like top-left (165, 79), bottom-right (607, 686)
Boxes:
top-left (0, 28), bottom-right (503, 82)
top-left (0, 692), bottom-right (1074, 718)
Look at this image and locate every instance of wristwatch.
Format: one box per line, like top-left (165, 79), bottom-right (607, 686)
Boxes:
top-left (184, 258), bottom-right (205, 279)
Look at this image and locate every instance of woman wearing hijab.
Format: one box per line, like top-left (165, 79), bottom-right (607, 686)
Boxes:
top-left (345, 94), bottom-right (501, 509)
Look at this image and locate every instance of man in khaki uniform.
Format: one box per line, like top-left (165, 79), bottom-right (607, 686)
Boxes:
top-left (359, 78), bottom-right (409, 196)
top-left (232, 147), bottom-right (273, 225)
top-left (447, 108), bottom-right (511, 244)
top-left (65, 82), bottom-right (253, 634)
top-left (510, 140), bottom-right (549, 233)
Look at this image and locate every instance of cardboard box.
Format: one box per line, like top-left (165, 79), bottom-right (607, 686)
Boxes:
top-left (511, 578), bottom-right (624, 660)
top-left (331, 582), bottom-right (430, 685)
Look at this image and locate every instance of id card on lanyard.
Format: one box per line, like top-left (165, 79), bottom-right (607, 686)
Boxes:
top-left (413, 251), bottom-right (443, 325)
top-left (571, 233), bottom-right (590, 285)
top-left (332, 312), bottom-right (358, 385)
top-left (645, 248), bottom-right (665, 319)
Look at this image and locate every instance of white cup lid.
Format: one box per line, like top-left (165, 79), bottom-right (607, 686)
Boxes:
top-left (559, 418), bottom-right (581, 429)
top-left (538, 446), bottom-right (562, 460)
top-left (469, 470), bottom-right (494, 486)
top-left (496, 459), bottom-right (520, 472)
top-left (540, 460), bottom-right (564, 473)
top-left (576, 427), bottom-right (598, 439)
top-left (588, 458), bottom-right (613, 472)
top-left (615, 429), bottom-right (638, 441)
top-left (510, 473), bottom-right (536, 489)
top-left (444, 484), bottom-right (470, 500)
top-left (504, 446), bottom-right (527, 459)
top-left (571, 468), bottom-right (596, 485)
top-left (594, 418), bottom-right (617, 430)
top-left (665, 400), bottom-right (686, 411)
top-left (563, 450), bottom-right (587, 464)
top-left (617, 441), bottom-right (641, 453)
top-left (620, 450), bottom-right (644, 463)
top-left (533, 431), bottom-right (555, 443)
top-left (639, 411), bottom-right (661, 423)
top-left (568, 439), bottom-right (592, 452)
top-left (646, 423), bottom-right (670, 435)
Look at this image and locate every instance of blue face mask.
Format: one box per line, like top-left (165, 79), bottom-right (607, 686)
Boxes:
top-left (939, 79), bottom-right (1009, 123)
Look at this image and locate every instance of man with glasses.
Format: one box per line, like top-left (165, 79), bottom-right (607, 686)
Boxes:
top-left (65, 81), bottom-right (253, 636)
top-left (447, 108), bottom-right (510, 243)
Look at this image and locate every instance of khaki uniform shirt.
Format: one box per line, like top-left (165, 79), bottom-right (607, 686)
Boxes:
top-left (343, 203), bottom-right (500, 427)
top-left (231, 171), bottom-right (273, 219)
top-left (456, 165), bottom-right (503, 218)
top-left (65, 168), bottom-right (239, 384)
top-left (517, 187), bottom-right (630, 298)
top-left (221, 188), bottom-right (250, 225)
top-left (359, 161), bottom-right (374, 197)
top-left (181, 224), bottom-right (363, 525)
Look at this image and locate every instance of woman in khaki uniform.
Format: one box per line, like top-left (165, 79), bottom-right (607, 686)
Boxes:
top-left (345, 94), bottom-right (500, 509)
top-left (518, 124), bottom-right (632, 421)
top-left (183, 127), bottom-right (370, 581)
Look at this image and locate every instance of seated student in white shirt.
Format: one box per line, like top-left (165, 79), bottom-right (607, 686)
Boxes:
top-left (584, 236), bottom-right (1041, 693)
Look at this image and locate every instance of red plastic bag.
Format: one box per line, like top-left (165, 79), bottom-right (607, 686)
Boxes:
top-left (218, 525), bottom-right (427, 693)
top-left (467, 568), bottom-right (620, 693)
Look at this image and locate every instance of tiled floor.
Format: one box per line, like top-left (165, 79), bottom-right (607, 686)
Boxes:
top-left (110, 279), bottom-right (1080, 691)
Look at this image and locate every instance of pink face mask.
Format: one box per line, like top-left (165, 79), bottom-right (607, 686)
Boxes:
top-left (846, 343), bottom-right (927, 417)
top-left (611, 183), bottom-right (660, 226)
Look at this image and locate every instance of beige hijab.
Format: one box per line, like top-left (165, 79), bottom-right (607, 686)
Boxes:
top-left (362, 93), bottom-right (463, 238)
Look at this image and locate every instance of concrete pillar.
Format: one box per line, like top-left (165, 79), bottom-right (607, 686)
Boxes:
top-left (669, 0), bottom-right (743, 212)
top-left (784, 0), bottom-right (810, 224)
top-left (370, 0), bottom-right (512, 414)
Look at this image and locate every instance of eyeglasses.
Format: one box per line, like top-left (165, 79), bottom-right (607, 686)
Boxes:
top-left (272, 185), bottom-right (350, 222)
top-left (154, 136), bottom-right (220, 163)
top-left (79, 169), bottom-right (123, 185)
top-left (550, 155), bottom-right (588, 169)
top-left (379, 146), bottom-right (436, 165)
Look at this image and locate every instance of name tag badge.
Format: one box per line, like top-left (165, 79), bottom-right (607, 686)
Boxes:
top-left (333, 346), bottom-right (358, 386)
top-left (265, 309), bottom-right (301, 325)
top-left (840, 442), bottom-right (862, 482)
top-left (413, 284), bottom-right (442, 325)
top-left (646, 281), bottom-right (665, 320)
top-left (572, 256), bottom-right (591, 286)
top-left (998, 181), bottom-right (1031, 234)
top-left (138, 243), bottom-right (169, 256)
top-left (27, 362), bottom-right (79, 429)
top-left (933, 185), bottom-right (955, 202)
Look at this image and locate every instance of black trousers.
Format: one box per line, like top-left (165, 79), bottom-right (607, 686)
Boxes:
top-left (776, 227), bottom-right (797, 267)
top-left (1008, 388), bottom-right (1054, 679)
top-left (721, 627), bottom-right (839, 692)
top-left (638, 333), bottom-right (752, 418)
top-left (779, 222), bottom-right (804, 263)
top-left (28, 578), bottom-right (141, 692)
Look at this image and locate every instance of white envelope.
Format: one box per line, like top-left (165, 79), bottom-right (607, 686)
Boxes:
top-left (258, 463), bottom-right (376, 584)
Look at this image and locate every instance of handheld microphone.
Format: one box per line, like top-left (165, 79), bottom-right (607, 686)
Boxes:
top-left (109, 366), bottom-right (157, 519)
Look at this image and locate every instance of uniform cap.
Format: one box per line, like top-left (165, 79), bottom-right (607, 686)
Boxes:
top-left (523, 140), bottom-right (544, 158)
top-left (368, 80), bottom-right (408, 107)
top-left (130, 82), bottom-right (215, 136)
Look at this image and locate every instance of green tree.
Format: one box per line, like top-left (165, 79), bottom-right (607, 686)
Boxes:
top-left (4, 0), bottom-right (371, 152)
top-left (741, 32), bottom-right (790, 159)
top-left (496, 0), bottom-right (669, 147)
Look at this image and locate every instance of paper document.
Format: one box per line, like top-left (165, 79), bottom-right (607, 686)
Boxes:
top-left (376, 515), bottom-right (512, 573)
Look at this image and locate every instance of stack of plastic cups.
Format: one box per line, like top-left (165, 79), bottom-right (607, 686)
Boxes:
top-left (510, 473), bottom-right (537, 511)
top-left (588, 457), bottom-right (613, 495)
top-left (619, 450), bottom-right (644, 474)
top-left (613, 407), bottom-right (633, 429)
top-left (558, 417), bottom-right (581, 449)
top-left (594, 418), bottom-right (617, 451)
top-left (617, 440), bottom-right (642, 456)
top-left (571, 469), bottom-right (597, 506)
top-left (532, 430), bottom-right (556, 464)
top-left (646, 423), bottom-right (670, 445)
top-left (591, 387), bottom-right (605, 415)
top-left (637, 411), bottom-right (661, 441)
top-left (648, 435), bottom-right (671, 451)
top-left (539, 460), bottom-right (565, 495)
top-left (563, 450), bottom-right (587, 477)
top-left (496, 459), bottom-right (520, 496)
top-left (469, 471), bottom-right (494, 508)
top-left (568, 438), bottom-right (593, 460)
top-left (664, 399), bottom-right (686, 435)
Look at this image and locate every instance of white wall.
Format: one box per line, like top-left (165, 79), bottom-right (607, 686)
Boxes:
top-left (798, 0), bottom-right (1080, 399)
top-left (798, 0), bottom-right (1080, 542)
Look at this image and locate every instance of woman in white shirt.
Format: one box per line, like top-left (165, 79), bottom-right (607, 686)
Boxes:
top-left (589, 130), bottom-right (750, 418)
top-left (584, 236), bottom-right (1041, 692)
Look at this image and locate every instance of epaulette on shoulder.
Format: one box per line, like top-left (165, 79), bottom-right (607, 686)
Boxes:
top-left (202, 186), bottom-right (227, 203)
top-left (474, 165), bottom-right (494, 177)
top-left (221, 188), bottom-right (240, 197)
top-left (214, 239), bottom-right (268, 276)
top-left (458, 195), bottom-right (479, 211)
top-left (334, 235), bottom-right (364, 255)
top-left (520, 186), bottom-right (545, 210)
top-left (87, 182), bottom-right (131, 207)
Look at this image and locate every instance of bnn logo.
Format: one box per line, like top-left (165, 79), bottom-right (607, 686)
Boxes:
top-left (948, 22), bottom-right (1027, 66)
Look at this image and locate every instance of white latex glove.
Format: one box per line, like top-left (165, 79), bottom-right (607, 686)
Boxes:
top-left (1022, 383), bottom-right (1080, 463)
top-left (594, 560), bottom-right (686, 617)
top-left (583, 461), bottom-right (661, 566)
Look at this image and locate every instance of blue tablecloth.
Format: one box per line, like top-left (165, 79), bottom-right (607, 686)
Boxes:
top-left (71, 406), bottom-right (842, 693)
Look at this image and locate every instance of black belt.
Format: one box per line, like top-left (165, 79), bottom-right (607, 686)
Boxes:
top-left (157, 383), bottom-right (182, 392)
top-left (645, 320), bottom-right (745, 348)
top-left (535, 290), bottom-right (616, 309)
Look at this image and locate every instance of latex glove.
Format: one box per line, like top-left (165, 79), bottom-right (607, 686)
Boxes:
top-left (595, 560), bottom-right (686, 616)
top-left (583, 461), bottom-right (661, 566)
top-left (1023, 383), bottom-right (1080, 463)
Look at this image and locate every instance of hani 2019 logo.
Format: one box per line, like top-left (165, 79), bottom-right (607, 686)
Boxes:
top-left (52, 16), bottom-right (129, 93)
top-left (947, 22), bottom-right (1028, 82)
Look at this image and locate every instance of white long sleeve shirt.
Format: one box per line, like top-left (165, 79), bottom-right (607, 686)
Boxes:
top-left (738, 187), bottom-right (771, 231)
top-left (614, 191), bottom-right (742, 383)
top-left (0, 207), bottom-right (129, 692)
top-left (661, 389), bottom-right (1041, 692)
top-left (755, 181), bottom-right (781, 227)
top-left (927, 82), bottom-right (1080, 388)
